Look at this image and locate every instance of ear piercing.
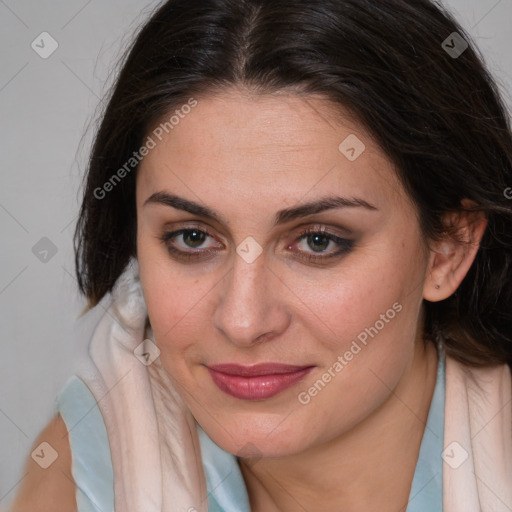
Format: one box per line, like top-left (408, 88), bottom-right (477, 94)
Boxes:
top-left (435, 284), bottom-right (440, 289)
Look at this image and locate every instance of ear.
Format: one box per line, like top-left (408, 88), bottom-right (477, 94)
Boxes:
top-left (423, 200), bottom-right (487, 302)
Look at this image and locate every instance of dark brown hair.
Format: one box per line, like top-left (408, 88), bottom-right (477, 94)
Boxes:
top-left (74, 0), bottom-right (512, 367)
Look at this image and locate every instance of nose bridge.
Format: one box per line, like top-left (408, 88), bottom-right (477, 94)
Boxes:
top-left (212, 255), bottom-right (288, 346)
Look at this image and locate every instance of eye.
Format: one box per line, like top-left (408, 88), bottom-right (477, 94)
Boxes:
top-left (288, 226), bottom-right (355, 263)
top-left (158, 224), bottom-right (354, 264)
top-left (158, 226), bottom-right (223, 261)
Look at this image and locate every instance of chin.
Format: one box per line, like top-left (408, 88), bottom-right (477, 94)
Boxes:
top-left (197, 412), bottom-right (313, 460)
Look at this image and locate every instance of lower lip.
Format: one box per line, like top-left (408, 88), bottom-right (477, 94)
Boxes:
top-left (207, 367), bottom-right (314, 401)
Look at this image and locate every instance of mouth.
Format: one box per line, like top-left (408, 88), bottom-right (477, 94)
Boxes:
top-left (206, 363), bottom-right (315, 401)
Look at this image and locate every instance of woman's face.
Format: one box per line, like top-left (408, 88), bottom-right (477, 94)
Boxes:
top-left (136, 89), bottom-right (432, 458)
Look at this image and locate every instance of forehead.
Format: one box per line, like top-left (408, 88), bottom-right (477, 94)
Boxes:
top-left (136, 89), bottom-right (405, 215)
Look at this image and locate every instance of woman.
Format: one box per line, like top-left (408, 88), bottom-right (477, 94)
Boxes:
top-left (10, 0), bottom-right (512, 511)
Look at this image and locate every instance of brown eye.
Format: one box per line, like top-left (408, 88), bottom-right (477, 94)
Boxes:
top-left (306, 233), bottom-right (331, 252)
top-left (182, 229), bottom-right (207, 248)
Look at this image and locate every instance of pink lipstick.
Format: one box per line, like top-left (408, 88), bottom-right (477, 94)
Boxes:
top-left (207, 363), bottom-right (314, 400)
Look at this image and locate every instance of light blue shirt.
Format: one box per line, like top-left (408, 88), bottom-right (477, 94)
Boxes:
top-left (55, 353), bottom-right (445, 511)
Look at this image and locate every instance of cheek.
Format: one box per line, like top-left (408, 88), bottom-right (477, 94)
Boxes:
top-left (137, 245), bottom-right (210, 362)
top-left (142, 274), bottom-right (207, 346)
top-left (302, 240), bottom-right (426, 415)
top-left (280, 237), bottom-right (423, 356)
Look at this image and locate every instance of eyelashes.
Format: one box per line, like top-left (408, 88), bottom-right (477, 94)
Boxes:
top-left (157, 225), bottom-right (355, 264)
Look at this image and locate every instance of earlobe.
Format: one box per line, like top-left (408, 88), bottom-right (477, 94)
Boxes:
top-left (423, 204), bottom-right (487, 302)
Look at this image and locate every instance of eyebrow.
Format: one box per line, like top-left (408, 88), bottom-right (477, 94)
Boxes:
top-left (143, 191), bottom-right (378, 226)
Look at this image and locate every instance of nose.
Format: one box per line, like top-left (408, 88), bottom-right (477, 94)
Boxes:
top-left (212, 254), bottom-right (291, 347)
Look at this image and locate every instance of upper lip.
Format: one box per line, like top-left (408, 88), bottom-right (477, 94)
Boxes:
top-left (207, 363), bottom-right (314, 377)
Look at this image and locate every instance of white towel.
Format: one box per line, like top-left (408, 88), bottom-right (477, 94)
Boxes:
top-left (74, 256), bottom-right (512, 511)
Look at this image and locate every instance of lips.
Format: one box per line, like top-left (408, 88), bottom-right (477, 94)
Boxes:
top-left (207, 363), bottom-right (314, 400)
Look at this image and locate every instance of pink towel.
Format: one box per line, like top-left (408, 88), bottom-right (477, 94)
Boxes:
top-left (444, 356), bottom-right (512, 510)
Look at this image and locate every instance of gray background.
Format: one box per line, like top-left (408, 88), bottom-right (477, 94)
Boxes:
top-left (1, 0), bottom-right (511, 505)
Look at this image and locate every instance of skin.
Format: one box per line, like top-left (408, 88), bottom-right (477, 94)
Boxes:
top-left (9, 414), bottom-right (77, 512)
top-left (135, 87), bottom-right (486, 511)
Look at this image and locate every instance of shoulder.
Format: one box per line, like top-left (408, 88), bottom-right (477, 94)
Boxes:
top-left (9, 413), bottom-right (77, 512)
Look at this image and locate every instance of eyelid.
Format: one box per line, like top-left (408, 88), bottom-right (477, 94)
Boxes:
top-left (293, 223), bottom-right (353, 240)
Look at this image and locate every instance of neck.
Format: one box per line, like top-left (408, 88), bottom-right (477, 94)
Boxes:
top-left (238, 341), bottom-right (438, 512)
